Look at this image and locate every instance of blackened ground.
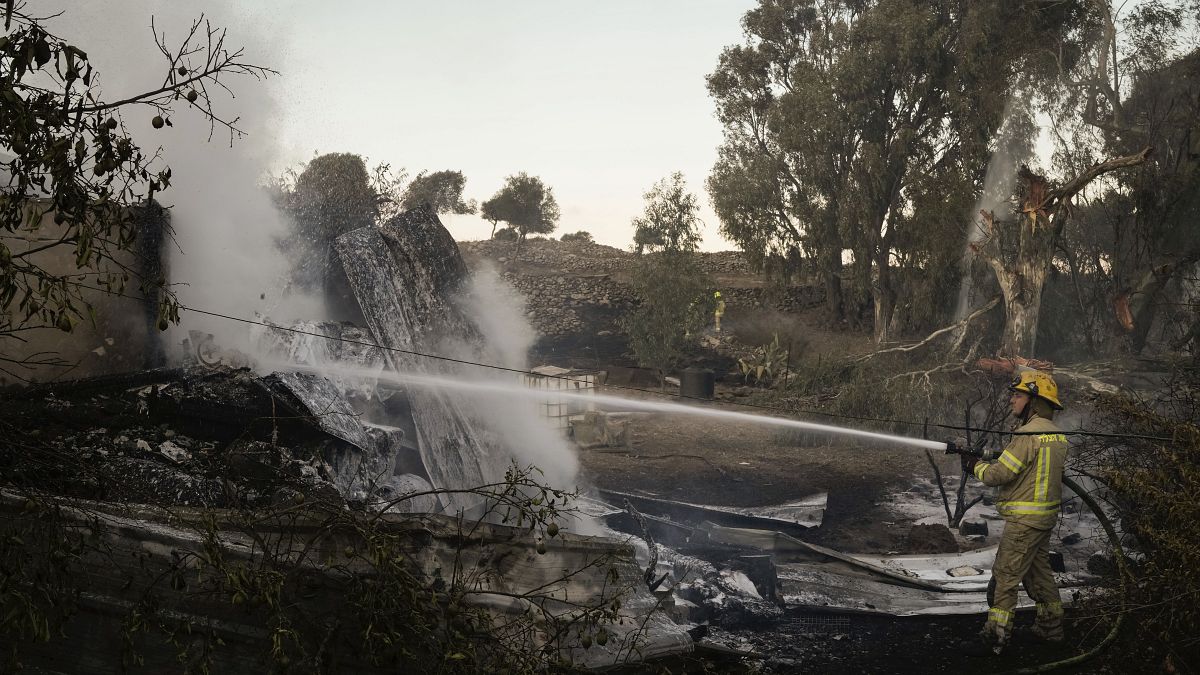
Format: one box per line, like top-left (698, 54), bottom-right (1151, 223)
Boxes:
top-left (639, 612), bottom-right (1117, 674)
top-left (578, 396), bottom-right (967, 554)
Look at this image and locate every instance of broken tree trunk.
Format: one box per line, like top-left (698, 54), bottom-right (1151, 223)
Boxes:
top-left (971, 148), bottom-right (1150, 357)
top-left (1129, 251), bottom-right (1200, 353)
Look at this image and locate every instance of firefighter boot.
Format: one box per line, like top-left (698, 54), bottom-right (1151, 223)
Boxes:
top-left (963, 607), bottom-right (1012, 657)
top-left (1030, 601), bottom-right (1065, 643)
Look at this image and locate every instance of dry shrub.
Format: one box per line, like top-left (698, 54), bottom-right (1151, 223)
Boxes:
top-left (1078, 372), bottom-right (1200, 667)
top-left (765, 351), bottom-right (1009, 446)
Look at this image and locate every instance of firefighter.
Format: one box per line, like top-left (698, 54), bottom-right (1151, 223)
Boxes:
top-left (962, 369), bottom-right (1068, 656)
top-left (713, 291), bottom-right (726, 332)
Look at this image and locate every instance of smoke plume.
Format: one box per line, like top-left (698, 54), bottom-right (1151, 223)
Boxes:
top-left (450, 265), bottom-right (580, 491)
top-left (37, 1), bottom-right (318, 356)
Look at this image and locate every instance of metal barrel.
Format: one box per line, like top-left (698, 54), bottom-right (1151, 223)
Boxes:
top-left (679, 366), bottom-right (715, 400)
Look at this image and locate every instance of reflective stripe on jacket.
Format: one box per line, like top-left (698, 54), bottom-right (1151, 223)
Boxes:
top-left (972, 416), bottom-right (1067, 530)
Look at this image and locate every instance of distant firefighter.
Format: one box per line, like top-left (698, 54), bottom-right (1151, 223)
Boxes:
top-left (713, 291), bottom-right (726, 332)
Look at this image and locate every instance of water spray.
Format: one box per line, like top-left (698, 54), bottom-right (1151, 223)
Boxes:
top-left (265, 360), bottom-right (951, 452)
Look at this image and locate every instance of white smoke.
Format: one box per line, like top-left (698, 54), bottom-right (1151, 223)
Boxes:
top-left (449, 265), bottom-right (581, 491)
top-left (34, 1), bottom-right (319, 356)
top-left (954, 96), bottom-right (1035, 320)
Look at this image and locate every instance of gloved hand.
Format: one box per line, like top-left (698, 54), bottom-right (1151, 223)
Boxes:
top-left (944, 437), bottom-right (969, 455)
top-left (960, 452), bottom-right (979, 474)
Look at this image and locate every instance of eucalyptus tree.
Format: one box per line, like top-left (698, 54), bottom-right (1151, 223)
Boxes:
top-left (707, 0), bottom-right (1084, 341)
top-left (1044, 1), bottom-right (1200, 354)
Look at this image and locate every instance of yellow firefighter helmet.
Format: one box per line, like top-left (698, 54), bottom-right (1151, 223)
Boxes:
top-left (1010, 369), bottom-right (1063, 410)
top-left (714, 291), bottom-right (722, 299)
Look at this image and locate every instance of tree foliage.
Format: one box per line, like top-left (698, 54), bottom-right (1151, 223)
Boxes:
top-left (560, 231), bottom-right (594, 244)
top-left (0, 9), bottom-right (270, 377)
top-left (1040, 1), bottom-right (1200, 356)
top-left (706, 0), bottom-right (1086, 341)
top-left (272, 153), bottom-right (396, 294)
top-left (1074, 372), bottom-right (1200, 670)
top-left (623, 175), bottom-right (710, 381)
top-left (624, 256), bottom-right (711, 383)
top-left (631, 172), bottom-right (702, 254)
top-left (480, 173), bottom-right (560, 242)
top-left (400, 169), bottom-right (476, 215)
top-left (282, 153), bottom-right (380, 241)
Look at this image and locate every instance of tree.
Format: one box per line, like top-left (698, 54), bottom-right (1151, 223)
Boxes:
top-left (623, 175), bottom-right (710, 385)
top-left (973, 155), bottom-right (1150, 357)
top-left (480, 196), bottom-right (506, 238)
top-left (0, 9), bottom-right (271, 379)
top-left (560, 231), bottom-right (594, 243)
top-left (707, 0), bottom-right (1086, 341)
top-left (274, 153), bottom-right (381, 294)
top-left (286, 153), bottom-right (380, 239)
top-left (370, 162), bottom-right (409, 223)
top-left (399, 169), bottom-right (476, 215)
top-left (1044, 3), bottom-right (1200, 354)
top-left (631, 172), bottom-right (702, 254)
top-left (480, 173), bottom-right (560, 252)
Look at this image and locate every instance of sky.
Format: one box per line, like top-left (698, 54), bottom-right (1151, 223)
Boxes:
top-left (270, 1), bottom-right (757, 250)
top-left (33, 1), bottom-right (760, 250)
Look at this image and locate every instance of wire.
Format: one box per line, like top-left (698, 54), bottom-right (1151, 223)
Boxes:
top-left (39, 280), bottom-right (1179, 446)
top-left (176, 301), bottom-right (1178, 444)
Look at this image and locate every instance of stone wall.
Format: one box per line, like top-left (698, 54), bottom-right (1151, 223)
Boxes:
top-left (503, 272), bottom-right (635, 337)
top-left (459, 239), bottom-right (819, 346)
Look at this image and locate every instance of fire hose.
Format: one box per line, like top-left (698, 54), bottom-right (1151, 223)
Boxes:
top-left (943, 442), bottom-right (1132, 673)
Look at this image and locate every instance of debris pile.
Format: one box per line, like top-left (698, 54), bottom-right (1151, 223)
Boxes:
top-left (0, 366), bottom-right (406, 510)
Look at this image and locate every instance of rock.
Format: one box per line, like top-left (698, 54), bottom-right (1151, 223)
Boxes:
top-left (906, 523), bottom-right (959, 554)
top-left (959, 519), bottom-right (989, 537)
top-left (1061, 532), bottom-right (1082, 546)
top-left (374, 473), bottom-right (438, 513)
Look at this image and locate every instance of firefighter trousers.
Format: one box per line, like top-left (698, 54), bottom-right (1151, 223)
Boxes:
top-left (982, 521), bottom-right (1064, 645)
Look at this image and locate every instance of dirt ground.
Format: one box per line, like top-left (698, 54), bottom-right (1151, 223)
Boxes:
top-left (577, 389), bottom-right (970, 553)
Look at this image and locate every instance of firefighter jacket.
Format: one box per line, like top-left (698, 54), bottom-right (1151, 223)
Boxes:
top-left (973, 416), bottom-right (1067, 530)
